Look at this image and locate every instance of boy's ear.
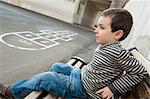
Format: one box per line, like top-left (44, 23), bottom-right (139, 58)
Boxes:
top-left (114, 30), bottom-right (124, 40)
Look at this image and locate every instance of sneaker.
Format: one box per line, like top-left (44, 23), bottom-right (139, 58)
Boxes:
top-left (0, 82), bottom-right (14, 99)
top-left (0, 93), bottom-right (10, 99)
top-left (0, 82), bottom-right (7, 96)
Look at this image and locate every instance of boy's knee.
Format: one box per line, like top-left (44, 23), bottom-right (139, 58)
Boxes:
top-left (48, 63), bottom-right (64, 71)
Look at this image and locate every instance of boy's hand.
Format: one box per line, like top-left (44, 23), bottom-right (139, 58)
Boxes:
top-left (95, 86), bottom-right (113, 99)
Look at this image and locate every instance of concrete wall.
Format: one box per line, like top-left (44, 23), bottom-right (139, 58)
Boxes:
top-left (110, 0), bottom-right (129, 8)
top-left (80, 1), bottom-right (110, 29)
top-left (72, 0), bottom-right (88, 25)
top-left (80, 1), bottom-right (99, 28)
top-left (0, 0), bottom-right (19, 6)
top-left (121, 0), bottom-right (150, 60)
top-left (0, 0), bottom-right (77, 23)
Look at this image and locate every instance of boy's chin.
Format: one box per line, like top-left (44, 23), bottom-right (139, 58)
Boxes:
top-left (97, 42), bottom-right (106, 45)
top-left (97, 42), bottom-right (103, 45)
top-left (96, 40), bottom-right (103, 44)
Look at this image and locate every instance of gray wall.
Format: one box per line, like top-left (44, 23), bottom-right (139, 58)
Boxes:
top-left (80, 1), bottom-right (99, 28)
top-left (121, 0), bottom-right (150, 60)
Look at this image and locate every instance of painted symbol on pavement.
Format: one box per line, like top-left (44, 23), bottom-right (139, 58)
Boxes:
top-left (0, 30), bottom-right (78, 50)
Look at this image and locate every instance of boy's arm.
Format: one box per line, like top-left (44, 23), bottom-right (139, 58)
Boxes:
top-left (108, 49), bottom-right (147, 96)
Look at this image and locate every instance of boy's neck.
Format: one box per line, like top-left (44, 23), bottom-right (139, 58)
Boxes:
top-left (101, 41), bottom-right (120, 45)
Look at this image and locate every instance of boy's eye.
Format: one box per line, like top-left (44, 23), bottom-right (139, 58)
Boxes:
top-left (100, 26), bottom-right (104, 29)
top-left (99, 24), bottom-right (105, 29)
top-left (93, 24), bottom-right (105, 30)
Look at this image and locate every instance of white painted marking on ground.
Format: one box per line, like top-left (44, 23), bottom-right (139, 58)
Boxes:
top-left (0, 30), bottom-right (79, 50)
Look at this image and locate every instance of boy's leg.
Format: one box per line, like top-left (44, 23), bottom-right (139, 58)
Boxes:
top-left (11, 72), bottom-right (70, 99)
top-left (48, 63), bottom-right (74, 75)
top-left (65, 69), bottom-right (87, 99)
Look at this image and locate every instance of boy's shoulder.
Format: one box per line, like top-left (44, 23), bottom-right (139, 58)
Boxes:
top-left (102, 42), bottom-right (125, 52)
top-left (97, 42), bottom-right (127, 58)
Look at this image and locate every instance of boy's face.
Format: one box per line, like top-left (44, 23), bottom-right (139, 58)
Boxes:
top-left (94, 16), bottom-right (116, 44)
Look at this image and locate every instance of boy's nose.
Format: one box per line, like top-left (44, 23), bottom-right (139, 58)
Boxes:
top-left (93, 25), bottom-right (98, 33)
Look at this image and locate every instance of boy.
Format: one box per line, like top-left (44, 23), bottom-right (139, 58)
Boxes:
top-left (0, 8), bottom-right (147, 99)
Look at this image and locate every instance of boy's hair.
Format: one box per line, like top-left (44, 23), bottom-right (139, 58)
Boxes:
top-left (101, 8), bottom-right (133, 41)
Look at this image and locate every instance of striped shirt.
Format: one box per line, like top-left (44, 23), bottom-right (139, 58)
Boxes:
top-left (81, 42), bottom-right (147, 99)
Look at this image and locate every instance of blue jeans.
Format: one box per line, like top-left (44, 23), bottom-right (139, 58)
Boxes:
top-left (11, 63), bottom-right (87, 99)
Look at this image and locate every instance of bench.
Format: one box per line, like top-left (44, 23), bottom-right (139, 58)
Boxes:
top-left (25, 48), bottom-right (150, 99)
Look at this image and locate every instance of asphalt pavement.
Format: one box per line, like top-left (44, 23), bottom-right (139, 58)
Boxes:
top-left (0, 2), bottom-right (97, 84)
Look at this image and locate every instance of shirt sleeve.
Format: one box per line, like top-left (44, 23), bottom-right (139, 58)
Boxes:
top-left (108, 49), bottom-right (148, 95)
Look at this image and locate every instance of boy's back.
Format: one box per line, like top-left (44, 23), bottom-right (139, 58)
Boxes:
top-left (81, 8), bottom-right (147, 99)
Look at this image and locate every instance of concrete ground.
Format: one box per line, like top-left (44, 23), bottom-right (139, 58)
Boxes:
top-left (0, 2), bottom-right (97, 84)
top-left (0, 0), bottom-right (76, 23)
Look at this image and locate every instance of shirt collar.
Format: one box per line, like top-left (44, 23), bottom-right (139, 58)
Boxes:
top-left (98, 41), bottom-right (120, 49)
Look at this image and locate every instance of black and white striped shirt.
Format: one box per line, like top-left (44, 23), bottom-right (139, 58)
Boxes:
top-left (81, 42), bottom-right (147, 99)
